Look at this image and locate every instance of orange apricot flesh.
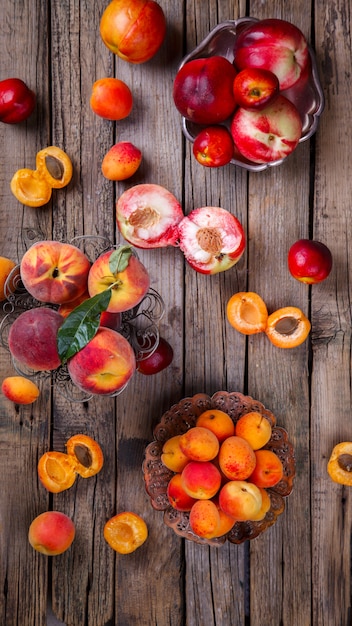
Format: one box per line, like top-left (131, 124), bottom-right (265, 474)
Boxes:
top-left (38, 451), bottom-right (77, 493)
top-left (0, 256), bottom-right (16, 300)
top-left (227, 291), bottom-right (268, 334)
top-left (104, 512), bottom-right (148, 554)
top-left (265, 306), bottom-right (311, 348)
top-left (327, 442), bottom-right (352, 486)
top-left (66, 434), bottom-right (104, 478)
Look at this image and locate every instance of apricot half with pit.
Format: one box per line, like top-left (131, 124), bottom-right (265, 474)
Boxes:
top-left (265, 306), bottom-right (311, 348)
top-left (327, 442), bottom-right (352, 486)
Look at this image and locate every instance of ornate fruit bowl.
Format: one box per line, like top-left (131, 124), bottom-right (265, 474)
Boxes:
top-left (143, 391), bottom-right (295, 546)
top-left (0, 228), bottom-right (165, 402)
top-left (179, 18), bottom-right (324, 172)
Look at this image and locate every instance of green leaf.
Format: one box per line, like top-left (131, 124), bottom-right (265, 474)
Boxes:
top-left (57, 289), bottom-right (112, 364)
top-left (109, 245), bottom-right (132, 275)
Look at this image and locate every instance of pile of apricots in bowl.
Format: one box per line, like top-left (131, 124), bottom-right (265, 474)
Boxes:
top-left (143, 391), bottom-right (295, 546)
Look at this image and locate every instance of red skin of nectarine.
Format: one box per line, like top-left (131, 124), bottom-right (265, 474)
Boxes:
top-left (8, 307), bottom-right (64, 371)
top-left (100, 0), bottom-right (166, 64)
top-left (67, 327), bottom-right (136, 396)
top-left (20, 240), bottom-right (91, 305)
top-left (193, 126), bottom-right (235, 168)
top-left (28, 511), bottom-right (75, 555)
top-left (287, 239), bottom-right (333, 284)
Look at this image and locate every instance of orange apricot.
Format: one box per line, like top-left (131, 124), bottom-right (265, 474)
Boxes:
top-left (179, 426), bottom-right (219, 462)
top-left (196, 409), bottom-right (235, 442)
top-left (28, 511), bottom-right (75, 555)
top-left (227, 291), bottom-right (268, 334)
top-left (249, 449), bottom-right (284, 488)
top-left (181, 461), bottom-right (221, 499)
top-left (327, 442), bottom-right (352, 486)
top-left (249, 487), bottom-right (271, 521)
top-left (104, 512), bottom-right (148, 554)
top-left (219, 480), bottom-right (263, 521)
top-left (161, 434), bottom-right (190, 472)
top-left (218, 435), bottom-right (256, 481)
top-left (167, 473), bottom-right (198, 511)
top-left (211, 498), bottom-right (236, 537)
top-left (38, 451), bottom-right (77, 493)
top-left (235, 411), bottom-right (272, 450)
top-left (265, 306), bottom-right (311, 348)
top-left (2, 375), bottom-right (40, 404)
top-left (66, 434), bottom-right (104, 478)
top-left (189, 499), bottom-right (221, 539)
top-left (0, 256), bottom-right (16, 300)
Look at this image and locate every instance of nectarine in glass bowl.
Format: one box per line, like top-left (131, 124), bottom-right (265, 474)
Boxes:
top-left (175, 17), bottom-right (324, 172)
top-left (143, 391), bottom-right (295, 546)
top-left (0, 228), bottom-right (165, 402)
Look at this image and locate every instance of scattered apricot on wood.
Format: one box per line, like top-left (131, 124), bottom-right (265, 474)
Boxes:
top-left (227, 291), bottom-right (268, 335)
top-left (65, 433), bottom-right (104, 478)
top-left (2, 375), bottom-right (40, 404)
top-left (38, 451), bottom-right (77, 493)
top-left (265, 306), bottom-right (311, 348)
top-left (104, 512), bottom-right (148, 554)
top-left (327, 442), bottom-right (352, 486)
top-left (28, 511), bottom-right (75, 555)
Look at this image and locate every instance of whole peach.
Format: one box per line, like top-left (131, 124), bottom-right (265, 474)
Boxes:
top-left (67, 327), bottom-right (136, 395)
top-left (87, 249), bottom-right (150, 313)
top-left (249, 449), bottom-right (284, 488)
top-left (219, 480), bottom-right (263, 521)
top-left (2, 375), bottom-right (40, 404)
top-left (100, 0), bottom-right (167, 64)
top-left (189, 499), bottom-right (221, 539)
top-left (181, 460), bottom-right (221, 500)
top-left (196, 409), bottom-right (235, 442)
top-left (218, 435), bottom-right (256, 480)
top-left (235, 411), bottom-right (272, 450)
top-left (179, 426), bottom-right (219, 462)
top-left (167, 473), bottom-right (197, 511)
top-left (102, 142), bottom-right (142, 181)
top-left (161, 435), bottom-right (190, 472)
top-left (8, 307), bottom-right (64, 371)
top-left (20, 240), bottom-right (91, 305)
top-left (28, 511), bottom-right (75, 555)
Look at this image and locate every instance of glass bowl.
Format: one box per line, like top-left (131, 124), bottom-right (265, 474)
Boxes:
top-left (143, 391), bottom-right (295, 546)
top-left (178, 18), bottom-right (325, 172)
top-left (0, 228), bottom-right (165, 402)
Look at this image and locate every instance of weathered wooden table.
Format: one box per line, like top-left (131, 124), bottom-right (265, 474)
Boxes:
top-left (0, 1), bottom-right (350, 625)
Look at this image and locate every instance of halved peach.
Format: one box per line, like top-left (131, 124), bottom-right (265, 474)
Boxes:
top-left (227, 291), bottom-right (268, 334)
top-left (265, 306), bottom-right (311, 348)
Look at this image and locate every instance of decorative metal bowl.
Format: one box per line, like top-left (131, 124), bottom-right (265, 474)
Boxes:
top-left (179, 18), bottom-right (325, 172)
top-left (0, 228), bottom-right (165, 402)
top-left (143, 391), bottom-right (295, 546)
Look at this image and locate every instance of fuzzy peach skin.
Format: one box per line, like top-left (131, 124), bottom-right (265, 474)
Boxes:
top-left (249, 449), bottom-right (284, 488)
top-left (20, 240), bottom-right (91, 305)
top-left (167, 473), bottom-right (197, 512)
top-left (235, 411), bottom-right (272, 450)
top-left (67, 327), bottom-right (136, 395)
top-left (161, 434), bottom-right (190, 472)
top-left (87, 250), bottom-right (150, 313)
top-left (8, 307), bottom-right (64, 371)
top-left (181, 461), bottom-right (221, 500)
top-left (179, 426), bottom-right (219, 462)
top-left (0, 255), bottom-right (16, 301)
top-left (189, 499), bottom-right (221, 539)
top-left (1, 375), bottom-right (40, 404)
top-left (196, 409), bottom-right (235, 442)
top-left (219, 480), bottom-right (263, 521)
top-left (218, 435), bottom-right (257, 481)
top-left (28, 511), bottom-right (75, 555)
top-left (102, 142), bottom-right (142, 181)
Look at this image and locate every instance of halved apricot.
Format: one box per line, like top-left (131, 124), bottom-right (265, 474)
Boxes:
top-left (327, 442), bottom-right (352, 486)
top-left (36, 146), bottom-right (73, 189)
top-left (227, 292), bottom-right (268, 335)
top-left (38, 451), bottom-right (77, 493)
top-left (265, 306), bottom-right (311, 348)
top-left (104, 512), bottom-right (148, 554)
top-left (66, 434), bottom-right (104, 478)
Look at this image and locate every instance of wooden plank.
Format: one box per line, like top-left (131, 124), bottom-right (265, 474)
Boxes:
top-left (312, 2), bottom-right (352, 624)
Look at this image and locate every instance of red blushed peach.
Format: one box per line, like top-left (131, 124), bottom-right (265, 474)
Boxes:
top-left (181, 461), bottom-right (221, 500)
top-left (28, 511), bottom-right (75, 555)
top-left (99, 311), bottom-right (122, 331)
top-left (196, 409), bottom-right (235, 442)
top-left (20, 240), bottom-right (91, 305)
top-left (8, 307), bottom-right (64, 371)
top-left (167, 473), bottom-right (197, 511)
top-left (249, 449), bottom-right (284, 488)
top-left (87, 249), bottom-right (150, 313)
top-left (1, 376), bottom-right (40, 404)
top-left (219, 480), bottom-right (263, 521)
top-left (58, 289), bottom-right (90, 317)
top-left (179, 426), bottom-right (219, 462)
top-left (67, 327), bottom-right (136, 396)
top-left (102, 142), bottom-right (142, 181)
top-left (235, 411), bottom-right (272, 450)
top-left (161, 435), bottom-right (190, 473)
top-left (218, 436), bottom-right (256, 481)
top-left (189, 499), bottom-right (221, 539)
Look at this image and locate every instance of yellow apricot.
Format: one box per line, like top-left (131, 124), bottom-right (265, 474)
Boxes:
top-left (0, 256), bottom-right (16, 300)
top-left (2, 376), bottom-right (40, 404)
